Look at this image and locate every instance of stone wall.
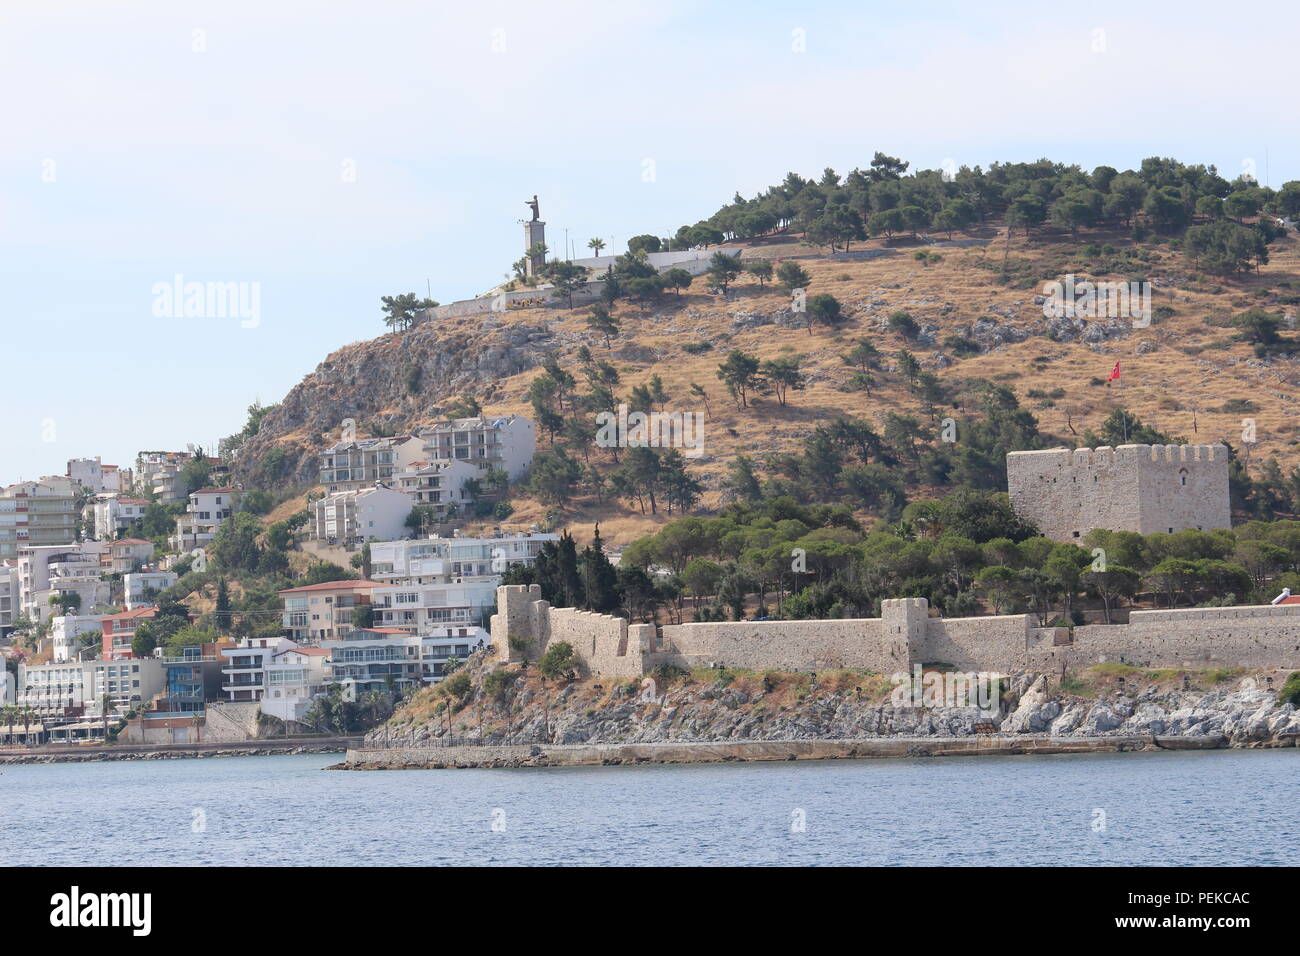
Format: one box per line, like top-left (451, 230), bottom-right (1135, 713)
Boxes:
top-left (1007, 443), bottom-right (1230, 541)
top-left (490, 586), bottom-right (1300, 679)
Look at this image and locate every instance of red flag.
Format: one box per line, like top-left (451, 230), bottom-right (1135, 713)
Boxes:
top-left (1107, 360), bottom-right (1121, 383)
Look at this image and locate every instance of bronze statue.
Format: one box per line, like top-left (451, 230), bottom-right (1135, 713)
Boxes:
top-left (526, 195), bottom-right (540, 221)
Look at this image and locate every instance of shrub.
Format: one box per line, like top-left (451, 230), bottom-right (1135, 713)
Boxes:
top-left (538, 641), bottom-right (576, 680)
top-left (1278, 671), bottom-right (1300, 707)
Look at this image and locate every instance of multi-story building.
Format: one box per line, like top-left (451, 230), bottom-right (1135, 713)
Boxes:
top-left (278, 579), bottom-right (381, 645)
top-left (219, 635), bottom-right (299, 703)
top-left (67, 457), bottom-right (131, 494)
top-left (171, 487), bottom-right (237, 552)
top-left (17, 542), bottom-right (110, 625)
top-left (0, 477), bottom-right (80, 561)
top-left (318, 436), bottom-right (425, 493)
top-left (91, 495), bottom-right (150, 540)
top-left (159, 640), bottom-right (233, 714)
top-left (124, 570), bottom-right (179, 609)
top-left (17, 656), bottom-right (165, 718)
top-left (417, 414), bottom-right (536, 480)
top-left (102, 538), bottom-right (155, 574)
top-left (393, 459), bottom-right (480, 519)
top-left (52, 614), bottom-right (105, 662)
top-left (0, 562), bottom-right (17, 634)
top-left (261, 645), bottom-right (330, 721)
top-left (100, 607), bottom-right (159, 660)
top-left (323, 625), bottom-right (484, 699)
top-left (134, 451), bottom-right (191, 503)
top-left (310, 485), bottom-right (414, 546)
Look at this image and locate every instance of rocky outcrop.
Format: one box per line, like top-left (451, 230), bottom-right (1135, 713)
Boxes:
top-left (232, 318), bottom-right (554, 485)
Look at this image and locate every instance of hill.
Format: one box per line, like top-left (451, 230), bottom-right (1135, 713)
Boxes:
top-left (231, 222), bottom-right (1300, 547)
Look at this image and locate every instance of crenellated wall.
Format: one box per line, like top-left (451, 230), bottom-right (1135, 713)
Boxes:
top-left (490, 586), bottom-right (1300, 678)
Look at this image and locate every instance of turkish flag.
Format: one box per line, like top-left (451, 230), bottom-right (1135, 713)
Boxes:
top-left (1107, 360), bottom-right (1121, 383)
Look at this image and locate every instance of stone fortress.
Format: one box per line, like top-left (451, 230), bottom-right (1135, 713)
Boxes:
top-left (488, 445), bottom-right (1300, 677)
top-left (1006, 443), bottom-right (1231, 541)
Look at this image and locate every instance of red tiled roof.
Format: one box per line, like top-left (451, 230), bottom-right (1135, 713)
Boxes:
top-left (277, 580), bottom-right (383, 594)
top-left (103, 607), bottom-right (158, 622)
top-left (112, 538), bottom-right (153, 546)
top-left (191, 487), bottom-right (236, 495)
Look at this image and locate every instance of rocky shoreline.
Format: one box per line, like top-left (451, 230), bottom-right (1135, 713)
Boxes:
top-left (0, 741), bottom-right (352, 766)
top-left (345, 664), bottom-right (1300, 770)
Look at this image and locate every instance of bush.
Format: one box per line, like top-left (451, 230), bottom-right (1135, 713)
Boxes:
top-left (538, 641), bottom-right (576, 680)
top-left (1278, 671), bottom-right (1300, 707)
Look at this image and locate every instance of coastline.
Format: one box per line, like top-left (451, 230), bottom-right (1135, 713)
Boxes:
top-left (332, 732), bottom-right (1297, 770)
top-left (0, 736), bottom-right (361, 766)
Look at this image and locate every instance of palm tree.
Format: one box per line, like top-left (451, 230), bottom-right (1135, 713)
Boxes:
top-left (100, 693), bottom-right (113, 743)
top-left (587, 237), bottom-right (606, 258)
top-left (21, 706), bottom-right (34, 746)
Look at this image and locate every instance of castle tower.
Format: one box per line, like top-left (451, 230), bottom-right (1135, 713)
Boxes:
top-left (881, 597), bottom-right (928, 668)
top-left (1006, 444), bottom-right (1230, 541)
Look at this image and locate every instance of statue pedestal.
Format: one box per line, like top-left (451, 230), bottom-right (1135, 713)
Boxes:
top-left (524, 219), bottom-right (546, 275)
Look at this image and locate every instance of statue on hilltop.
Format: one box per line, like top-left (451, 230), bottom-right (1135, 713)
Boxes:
top-left (526, 194), bottom-right (540, 221)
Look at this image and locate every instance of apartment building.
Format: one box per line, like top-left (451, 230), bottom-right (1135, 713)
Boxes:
top-left (103, 538), bottom-right (155, 574)
top-left (261, 645), bottom-right (330, 721)
top-left (0, 563), bottom-right (17, 634)
top-left (52, 614), bottom-right (105, 663)
top-left (100, 607), bottom-right (159, 660)
top-left (310, 485), bottom-right (413, 546)
top-left (318, 436), bottom-right (424, 493)
top-left (91, 495), bottom-right (149, 539)
top-left (124, 570), bottom-right (179, 609)
top-left (17, 656), bottom-right (165, 718)
top-left (278, 579), bottom-right (382, 645)
top-left (158, 640), bottom-right (234, 715)
top-left (219, 635), bottom-right (299, 703)
top-left (393, 459), bottom-right (480, 518)
top-left (417, 414), bottom-right (536, 480)
top-left (67, 457), bottom-right (131, 494)
top-left (171, 487), bottom-right (237, 552)
top-left (0, 477), bottom-right (80, 561)
top-left (17, 542), bottom-right (110, 625)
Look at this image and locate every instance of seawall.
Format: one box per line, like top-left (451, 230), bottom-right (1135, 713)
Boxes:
top-left (337, 734), bottom-right (1244, 770)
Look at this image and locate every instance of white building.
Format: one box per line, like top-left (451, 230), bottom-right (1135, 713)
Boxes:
top-left (92, 495), bottom-right (150, 540)
top-left (52, 614), bottom-right (105, 663)
top-left (103, 538), bottom-right (155, 575)
top-left (124, 570), bottom-right (179, 609)
top-left (0, 562), bottom-right (17, 634)
top-left (0, 477), bottom-right (80, 561)
top-left (17, 656), bottom-right (165, 718)
top-left (17, 542), bottom-right (110, 625)
top-left (323, 625), bottom-right (487, 700)
top-left (417, 414), bottom-right (536, 481)
top-left (393, 459), bottom-right (480, 519)
top-left (311, 485), bottom-right (414, 546)
top-left (171, 487), bottom-right (237, 551)
top-left (261, 646), bottom-right (330, 721)
top-left (318, 436), bottom-right (425, 494)
top-left (219, 635), bottom-right (299, 703)
top-left (67, 457), bottom-right (130, 494)
top-left (367, 532), bottom-right (557, 635)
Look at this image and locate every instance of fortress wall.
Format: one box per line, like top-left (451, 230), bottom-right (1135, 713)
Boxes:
top-left (921, 614), bottom-right (1036, 672)
top-left (651, 617), bottom-right (893, 673)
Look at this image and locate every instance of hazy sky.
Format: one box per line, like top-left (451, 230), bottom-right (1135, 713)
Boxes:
top-left (4, 0), bottom-right (1298, 482)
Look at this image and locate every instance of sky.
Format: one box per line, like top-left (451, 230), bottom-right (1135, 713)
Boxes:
top-left (3, 0), bottom-right (1299, 483)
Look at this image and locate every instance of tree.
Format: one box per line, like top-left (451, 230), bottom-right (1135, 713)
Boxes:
top-left (1083, 566), bottom-right (1141, 623)
top-left (527, 448), bottom-right (582, 505)
top-left (662, 267), bottom-right (693, 295)
top-left (776, 261), bottom-right (811, 294)
top-left (587, 237), bottom-right (606, 257)
top-left (716, 349), bottom-right (763, 408)
top-left (538, 641), bottom-right (576, 680)
top-left (806, 293), bottom-right (843, 334)
top-left (547, 261), bottom-right (588, 308)
top-left (586, 304), bottom-right (621, 349)
top-left (706, 251), bottom-right (743, 294)
top-left (211, 512), bottom-right (262, 572)
top-left (760, 356), bottom-right (806, 406)
top-left (745, 260), bottom-right (773, 286)
top-left (580, 525), bottom-right (620, 613)
top-left (380, 292), bottom-right (437, 332)
top-left (627, 234), bottom-right (661, 255)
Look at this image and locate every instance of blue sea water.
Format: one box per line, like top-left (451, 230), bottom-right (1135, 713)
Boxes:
top-left (2, 749), bottom-right (1294, 866)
